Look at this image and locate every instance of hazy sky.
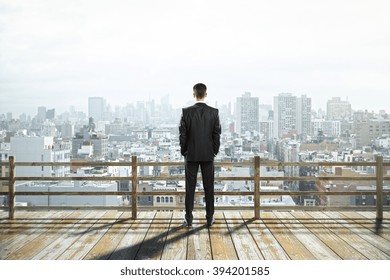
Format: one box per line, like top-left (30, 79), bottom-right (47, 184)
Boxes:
top-left (0, 0), bottom-right (389, 116)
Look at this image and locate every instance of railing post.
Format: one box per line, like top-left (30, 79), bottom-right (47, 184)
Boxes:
top-left (375, 155), bottom-right (383, 226)
top-left (8, 156), bottom-right (16, 219)
top-left (131, 156), bottom-right (138, 219)
top-left (254, 156), bottom-right (260, 219)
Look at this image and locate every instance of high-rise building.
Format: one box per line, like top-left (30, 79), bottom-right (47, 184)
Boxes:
top-left (235, 92), bottom-right (259, 135)
top-left (6, 112), bottom-right (12, 122)
top-left (297, 95), bottom-right (312, 139)
top-left (37, 106), bottom-right (47, 123)
top-left (273, 93), bottom-right (311, 139)
top-left (46, 108), bottom-right (55, 120)
top-left (273, 93), bottom-right (297, 138)
top-left (327, 97), bottom-right (352, 120)
top-left (88, 97), bottom-right (106, 122)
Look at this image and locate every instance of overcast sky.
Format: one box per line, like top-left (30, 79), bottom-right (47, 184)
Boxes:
top-left (0, 0), bottom-right (389, 116)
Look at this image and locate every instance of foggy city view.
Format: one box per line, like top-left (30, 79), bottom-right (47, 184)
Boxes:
top-left (1, 92), bottom-right (390, 209)
top-left (0, 0), bottom-right (390, 265)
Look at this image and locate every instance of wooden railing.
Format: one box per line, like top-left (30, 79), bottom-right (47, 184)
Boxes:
top-left (0, 156), bottom-right (389, 221)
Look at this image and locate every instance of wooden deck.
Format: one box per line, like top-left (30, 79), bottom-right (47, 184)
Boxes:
top-left (0, 210), bottom-right (389, 260)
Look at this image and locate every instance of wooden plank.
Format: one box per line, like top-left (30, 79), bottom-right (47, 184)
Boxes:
top-left (161, 211), bottom-right (188, 260)
top-left (224, 211), bottom-right (264, 260)
top-left (135, 211), bottom-right (172, 260)
top-left (33, 211), bottom-right (106, 260)
top-left (0, 211), bottom-right (57, 248)
top-left (260, 212), bottom-right (316, 260)
top-left (307, 211), bottom-right (389, 260)
top-left (290, 211), bottom-right (367, 260)
top-left (0, 211), bottom-right (9, 222)
top-left (240, 211), bottom-right (290, 260)
top-left (273, 211), bottom-right (341, 259)
top-left (56, 211), bottom-right (121, 260)
top-left (357, 212), bottom-right (390, 230)
top-left (6, 211), bottom-right (86, 260)
top-left (324, 211), bottom-right (390, 256)
top-left (208, 212), bottom-right (238, 260)
top-left (0, 211), bottom-right (72, 259)
top-left (340, 211), bottom-right (390, 241)
top-left (83, 211), bottom-right (135, 260)
top-left (108, 211), bottom-right (155, 260)
top-left (0, 211), bottom-right (54, 236)
top-left (186, 211), bottom-right (212, 260)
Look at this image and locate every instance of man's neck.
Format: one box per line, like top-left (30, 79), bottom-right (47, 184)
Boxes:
top-left (196, 99), bottom-right (206, 103)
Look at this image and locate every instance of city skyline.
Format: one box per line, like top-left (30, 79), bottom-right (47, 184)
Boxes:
top-left (0, 92), bottom-right (386, 120)
top-left (1, 0), bottom-right (389, 115)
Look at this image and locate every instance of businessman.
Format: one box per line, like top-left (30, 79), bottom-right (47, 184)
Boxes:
top-left (179, 83), bottom-right (221, 227)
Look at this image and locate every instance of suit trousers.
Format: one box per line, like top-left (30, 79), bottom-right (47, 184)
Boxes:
top-left (185, 160), bottom-right (215, 222)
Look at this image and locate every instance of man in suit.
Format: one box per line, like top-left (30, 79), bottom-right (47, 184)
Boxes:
top-left (179, 83), bottom-right (221, 227)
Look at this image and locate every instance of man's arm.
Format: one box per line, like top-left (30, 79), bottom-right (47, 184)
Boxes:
top-left (212, 110), bottom-right (221, 156)
top-left (179, 109), bottom-right (187, 157)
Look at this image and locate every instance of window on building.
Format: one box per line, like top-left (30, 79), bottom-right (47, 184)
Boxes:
top-left (170, 197), bottom-right (173, 203)
top-left (165, 197), bottom-right (169, 203)
top-left (304, 199), bottom-right (316, 206)
top-left (157, 197), bottom-right (160, 203)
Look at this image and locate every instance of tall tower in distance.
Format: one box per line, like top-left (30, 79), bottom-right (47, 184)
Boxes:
top-left (273, 93), bottom-right (311, 139)
top-left (37, 106), bottom-right (46, 123)
top-left (274, 93), bottom-right (297, 138)
top-left (88, 97), bottom-right (106, 122)
top-left (327, 97), bottom-right (352, 120)
top-left (235, 92), bottom-right (259, 135)
top-left (297, 95), bottom-right (312, 140)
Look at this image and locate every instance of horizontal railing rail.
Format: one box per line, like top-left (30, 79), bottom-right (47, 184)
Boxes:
top-left (0, 156), bottom-right (389, 220)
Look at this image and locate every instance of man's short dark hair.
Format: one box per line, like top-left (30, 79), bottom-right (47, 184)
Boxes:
top-left (193, 83), bottom-right (207, 99)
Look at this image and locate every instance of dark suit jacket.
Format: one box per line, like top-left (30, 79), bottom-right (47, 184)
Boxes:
top-left (179, 102), bottom-right (221, 162)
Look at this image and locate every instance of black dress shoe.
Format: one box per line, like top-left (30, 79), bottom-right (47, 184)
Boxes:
top-left (206, 217), bottom-right (215, 227)
top-left (183, 218), bottom-right (193, 227)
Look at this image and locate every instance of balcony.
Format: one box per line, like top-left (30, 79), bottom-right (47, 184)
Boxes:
top-left (0, 156), bottom-right (389, 260)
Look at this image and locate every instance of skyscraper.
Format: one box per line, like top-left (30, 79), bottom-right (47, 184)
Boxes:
top-left (297, 95), bottom-right (312, 139)
top-left (273, 93), bottom-right (311, 139)
top-left (37, 106), bottom-right (46, 123)
top-left (88, 97), bottom-right (106, 122)
top-left (46, 108), bottom-right (55, 120)
top-left (273, 93), bottom-right (297, 139)
top-left (327, 97), bottom-right (352, 120)
top-left (235, 92), bottom-right (259, 135)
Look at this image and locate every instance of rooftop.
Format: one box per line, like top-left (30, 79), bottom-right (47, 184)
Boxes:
top-left (1, 210), bottom-right (389, 260)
